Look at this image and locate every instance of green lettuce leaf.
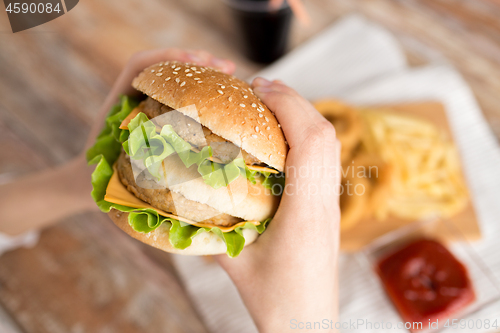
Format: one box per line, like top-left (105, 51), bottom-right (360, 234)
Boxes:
top-left (86, 95), bottom-right (137, 164)
top-left (246, 168), bottom-right (286, 195)
top-left (86, 96), bottom-right (272, 257)
top-left (124, 112), bottom-right (255, 189)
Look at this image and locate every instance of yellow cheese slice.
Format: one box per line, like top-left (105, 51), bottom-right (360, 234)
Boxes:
top-left (246, 165), bottom-right (279, 174)
top-left (104, 165), bottom-right (260, 232)
top-left (119, 107), bottom-right (141, 130)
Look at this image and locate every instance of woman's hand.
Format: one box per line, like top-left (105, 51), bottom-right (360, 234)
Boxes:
top-left (0, 49), bottom-right (235, 236)
top-left (216, 78), bottom-right (341, 333)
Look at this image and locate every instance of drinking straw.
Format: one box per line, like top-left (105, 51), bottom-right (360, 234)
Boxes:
top-left (270, 0), bottom-right (310, 26)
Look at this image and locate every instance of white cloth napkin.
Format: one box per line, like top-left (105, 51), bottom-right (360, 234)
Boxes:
top-left (172, 15), bottom-right (500, 333)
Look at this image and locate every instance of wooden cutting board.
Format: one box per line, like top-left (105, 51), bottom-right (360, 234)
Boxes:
top-left (340, 101), bottom-right (481, 252)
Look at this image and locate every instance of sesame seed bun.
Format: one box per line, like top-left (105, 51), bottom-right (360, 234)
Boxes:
top-left (132, 61), bottom-right (287, 172)
top-left (108, 209), bottom-right (259, 256)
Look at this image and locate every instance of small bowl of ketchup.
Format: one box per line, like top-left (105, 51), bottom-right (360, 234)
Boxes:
top-left (362, 218), bottom-right (500, 332)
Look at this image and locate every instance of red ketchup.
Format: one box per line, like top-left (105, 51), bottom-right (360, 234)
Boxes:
top-left (377, 239), bottom-right (475, 331)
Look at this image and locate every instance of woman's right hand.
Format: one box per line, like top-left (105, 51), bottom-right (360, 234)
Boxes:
top-left (216, 78), bottom-right (341, 333)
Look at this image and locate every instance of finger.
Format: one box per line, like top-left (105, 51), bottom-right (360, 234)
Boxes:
top-left (186, 49), bottom-right (236, 75)
top-left (252, 77), bottom-right (334, 149)
top-left (211, 57), bottom-right (236, 75)
top-left (253, 77), bottom-right (323, 121)
top-left (334, 140), bottom-right (341, 204)
top-left (327, 139), bottom-right (342, 228)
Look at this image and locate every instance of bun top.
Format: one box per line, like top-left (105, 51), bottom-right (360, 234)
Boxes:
top-left (132, 61), bottom-right (287, 172)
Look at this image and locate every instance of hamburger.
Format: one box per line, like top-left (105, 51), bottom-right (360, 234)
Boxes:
top-left (87, 61), bottom-right (287, 257)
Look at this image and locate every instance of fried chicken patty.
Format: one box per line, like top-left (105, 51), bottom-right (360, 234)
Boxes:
top-left (116, 152), bottom-right (243, 227)
top-left (139, 97), bottom-right (261, 165)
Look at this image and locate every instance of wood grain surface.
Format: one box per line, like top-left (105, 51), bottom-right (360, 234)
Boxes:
top-left (0, 0), bottom-right (499, 332)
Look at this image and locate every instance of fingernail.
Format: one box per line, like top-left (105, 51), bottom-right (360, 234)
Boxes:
top-left (212, 58), bottom-right (227, 69)
top-left (255, 77), bottom-right (272, 86)
top-left (254, 85), bottom-right (273, 93)
top-left (187, 53), bottom-right (202, 63)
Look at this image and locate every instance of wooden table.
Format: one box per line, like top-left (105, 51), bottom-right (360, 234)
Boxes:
top-left (1, 0), bottom-right (499, 331)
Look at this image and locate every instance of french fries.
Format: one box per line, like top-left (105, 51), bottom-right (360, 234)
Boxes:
top-left (360, 110), bottom-right (468, 220)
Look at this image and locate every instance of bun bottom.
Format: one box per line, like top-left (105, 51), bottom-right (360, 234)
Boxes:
top-left (108, 209), bottom-right (259, 255)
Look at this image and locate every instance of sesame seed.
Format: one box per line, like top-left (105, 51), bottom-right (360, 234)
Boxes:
top-left (156, 73), bottom-right (163, 76)
top-left (217, 90), bottom-right (223, 95)
top-left (269, 154), bottom-right (273, 159)
top-left (240, 103), bottom-right (245, 107)
top-left (175, 67), bottom-right (181, 71)
top-left (194, 78), bottom-right (200, 80)
top-left (252, 103), bottom-right (257, 107)
top-left (159, 68), bottom-right (163, 72)
top-left (191, 67), bottom-right (197, 70)
top-left (228, 96), bottom-right (233, 102)
top-left (175, 78), bottom-right (180, 83)
top-left (198, 81), bottom-right (203, 83)
top-left (259, 114), bottom-right (263, 118)
top-left (259, 107), bottom-right (264, 111)
top-left (267, 126), bottom-right (270, 130)
top-left (165, 77), bottom-right (171, 81)
top-left (252, 134), bottom-right (257, 139)
top-left (185, 69), bottom-right (190, 72)
top-left (195, 71), bottom-right (201, 74)
top-left (221, 85), bottom-right (225, 89)
top-left (233, 86), bottom-right (239, 90)
top-left (173, 72), bottom-right (178, 75)
top-left (152, 80), bottom-right (155, 83)
top-left (269, 135), bottom-right (272, 139)
top-left (186, 73), bottom-right (193, 77)
top-left (278, 124), bottom-right (281, 128)
top-left (171, 64), bottom-right (176, 68)
top-left (260, 131), bottom-right (264, 135)
top-left (255, 126), bottom-right (259, 132)
top-left (244, 95), bottom-right (248, 98)
top-left (180, 81), bottom-right (186, 87)
top-left (151, 69), bottom-right (155, 73)
top-left (265, 117), bottom-right (269, 122)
